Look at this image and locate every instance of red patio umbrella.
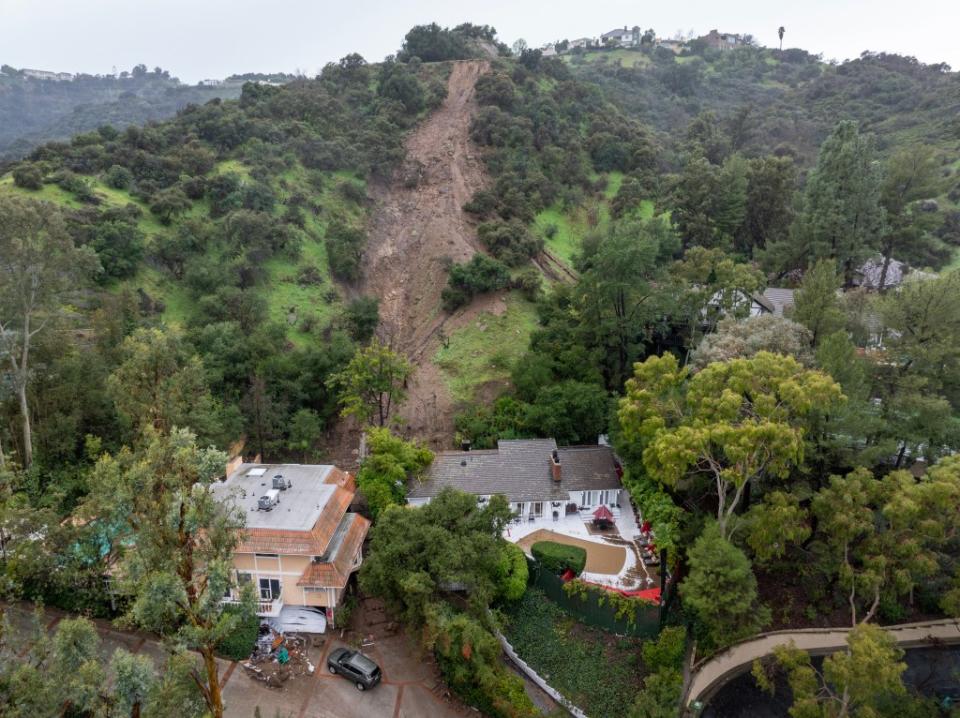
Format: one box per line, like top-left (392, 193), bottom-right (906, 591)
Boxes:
top-left (592, 505), bottom-right (614, 521)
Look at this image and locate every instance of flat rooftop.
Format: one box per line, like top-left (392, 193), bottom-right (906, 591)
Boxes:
top-left (211, 463), bottom-right (337, 532)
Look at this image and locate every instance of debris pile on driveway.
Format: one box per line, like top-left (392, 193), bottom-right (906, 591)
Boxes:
top-left (241, 624), bottom-right (316, 687)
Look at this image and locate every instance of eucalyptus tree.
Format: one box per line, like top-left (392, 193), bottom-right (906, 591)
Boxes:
top-left (0, 196), bottom-right (98, 467)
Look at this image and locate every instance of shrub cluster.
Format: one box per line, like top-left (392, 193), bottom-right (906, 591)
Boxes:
top-left (216, 604), bottom-right (259, 661)
top-left (441, 253), bottom-right (510, 311)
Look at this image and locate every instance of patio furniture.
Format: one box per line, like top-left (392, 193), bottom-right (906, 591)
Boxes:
top-left (592, 505), bottom-right (614, 530)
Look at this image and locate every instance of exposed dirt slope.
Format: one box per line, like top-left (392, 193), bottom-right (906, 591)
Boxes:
top-left (359, 60), bottom-right (496, 447)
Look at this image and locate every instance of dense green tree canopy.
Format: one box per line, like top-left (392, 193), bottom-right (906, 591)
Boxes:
top-left (619, 351), bottom-right (843, 537)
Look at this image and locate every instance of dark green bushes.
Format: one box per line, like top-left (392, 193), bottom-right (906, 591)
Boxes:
top-left (398, 23), bottom-right (471, 62)
top-left (477, 219), bottom-right (542, 265)
top-left (531, 541), bottom-right (586, 575)
top-left (12, 163), bottom-right (43, 189)
top-left (325, 219), bottom-right (366, 281)
top-left (442, 254), bottom-right (510, 311)
top-left (216, 604), bottom-right (259, 661)
top-left (431, 607), bottom-right (538, 718)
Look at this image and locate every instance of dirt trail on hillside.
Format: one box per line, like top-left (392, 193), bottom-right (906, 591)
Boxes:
top-left (357, 60), bottom-right (494, 448)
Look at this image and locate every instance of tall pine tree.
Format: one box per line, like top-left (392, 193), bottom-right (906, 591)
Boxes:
top-left (770, 122), bottom-right (885, 283)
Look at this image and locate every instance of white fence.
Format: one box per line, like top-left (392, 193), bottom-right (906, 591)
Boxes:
top-left (496, 630), bottom-right (589, 718)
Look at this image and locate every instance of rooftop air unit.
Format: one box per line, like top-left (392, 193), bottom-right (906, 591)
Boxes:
top-left (258, 488), bottom-right (280, 511)
top-left (272, 474), bottom-right (291, 490)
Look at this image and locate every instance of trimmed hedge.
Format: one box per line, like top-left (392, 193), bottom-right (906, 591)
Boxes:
top-left (531, 541), bottom-right (586, 576)
top-left (217, 604), bottom-right (259, 661)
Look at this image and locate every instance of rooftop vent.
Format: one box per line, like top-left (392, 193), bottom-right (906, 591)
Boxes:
top-left (272, 474), bottom-right (291, 491)
top-left (258, 489), bottom-right (280, 511)
top-left (461, 439), bottom-right (471, 452)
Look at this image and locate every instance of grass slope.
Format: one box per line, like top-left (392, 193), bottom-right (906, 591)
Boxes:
top-left (434, 292), bottom-right (539, 403)
top-left (533, 171), bottom-right (656, 267)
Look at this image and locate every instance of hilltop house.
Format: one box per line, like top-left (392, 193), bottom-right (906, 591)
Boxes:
top-left (21, 68), bottom-right (74, 81)
top-left (601, 26), bottom-right (641, 48)
top-left (407, 439), bottom-right (625, 524)
top-left (211, 461), bottom-right (369, 632)
top-left (699, 29), bottom-right (743, 51)
top-left (569, 37), bottom-right (595, 50)
top-left (656, 38), bottom-right (687, 54)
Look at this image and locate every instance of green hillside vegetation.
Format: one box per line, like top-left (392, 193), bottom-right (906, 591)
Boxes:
top-left (0, 54), bottom-right (449, 471)
top-left (3, 23), bottom-right (960, 718)
top-left (454, 44), bottom-right (960, 470)
top-left (435, 293), bottom-right (539, 403)
top-left (533, 173), bottom-right (657, 265)
top-left (572, 45), bottom-right (960, 206)
top-left (566, 48), bottom-right (652, 69)
top-left (0, 64), bottom-right (242, 159)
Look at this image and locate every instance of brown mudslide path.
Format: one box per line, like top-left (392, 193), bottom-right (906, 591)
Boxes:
top-left (360, 60), bottom-right (493, 446)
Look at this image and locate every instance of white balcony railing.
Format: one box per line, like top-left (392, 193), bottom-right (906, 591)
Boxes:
top-left (222, 595), bottom-right (284, 618)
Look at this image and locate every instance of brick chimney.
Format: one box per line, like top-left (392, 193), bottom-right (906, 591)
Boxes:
top-left (550, 449), bottom-right (562, 482)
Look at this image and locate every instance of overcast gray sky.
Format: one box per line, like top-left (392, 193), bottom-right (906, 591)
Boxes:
top-left (2, 0), bottom-right (957, 82)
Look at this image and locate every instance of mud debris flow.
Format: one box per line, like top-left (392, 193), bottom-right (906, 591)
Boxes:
top-left (359, 60), bottom-right (493, 446)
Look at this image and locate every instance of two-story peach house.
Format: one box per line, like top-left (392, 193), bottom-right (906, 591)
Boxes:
top-left (211, 461), bottom-right (369, 632)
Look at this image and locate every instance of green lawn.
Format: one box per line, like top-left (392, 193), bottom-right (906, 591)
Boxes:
top-left (534, 205), bottom-right (586, 266)
top-left (0, 177), bottom-right (84, 208)
top-left (212, 159), bottom-right (252, 178)
top-left (259, 223), bottom-right (338, 348)
top-left (434, 292), bottom-right (539, 403)
top-left (568, 49), bottom-right (651, 69)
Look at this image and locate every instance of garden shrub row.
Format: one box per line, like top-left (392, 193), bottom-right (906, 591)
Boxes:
top-left (531, 540), bottom-right (586, 575)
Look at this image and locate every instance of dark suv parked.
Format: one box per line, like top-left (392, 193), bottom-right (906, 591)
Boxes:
top-left (327, 647), bottom-right (382, 691)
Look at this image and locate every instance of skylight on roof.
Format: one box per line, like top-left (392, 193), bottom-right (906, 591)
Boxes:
top-left (247, 467), bottom-right (267, 476)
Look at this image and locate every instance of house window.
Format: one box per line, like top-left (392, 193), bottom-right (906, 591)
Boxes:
top-left (259, 578), bottom-right (281, 601)
top-left (255, 553), bottom-right (278, 558)
top-left (227, 572), bottom-right (252, 599)
top-left (532, 502), bottom-right (543, 517)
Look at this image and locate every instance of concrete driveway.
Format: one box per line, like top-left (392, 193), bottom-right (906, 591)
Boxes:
top-left (2, 601), bottom-right (468, 718)
top-left (222, 631), bottom-right (467, 718)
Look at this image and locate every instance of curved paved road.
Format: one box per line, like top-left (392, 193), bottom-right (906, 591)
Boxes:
top-left (686, 618), bottom-right (960, 709)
